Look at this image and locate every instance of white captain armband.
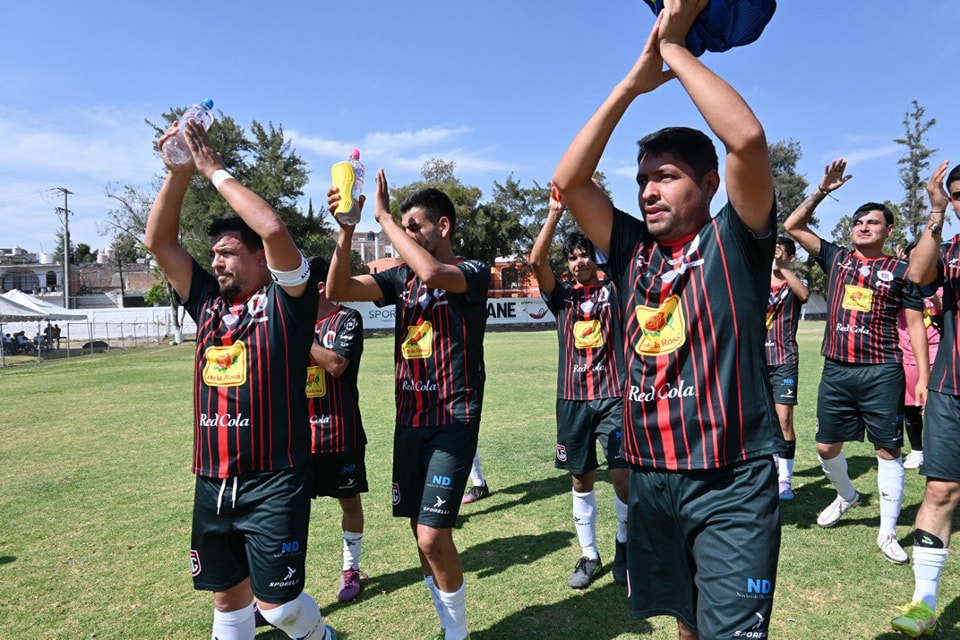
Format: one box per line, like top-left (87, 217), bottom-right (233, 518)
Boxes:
top-left (268, 252), bottom-right (310, 286)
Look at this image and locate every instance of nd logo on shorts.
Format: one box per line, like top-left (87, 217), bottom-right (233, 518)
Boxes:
top-left (305, 365), bottom-right (327, 398)
top-left (401, 321), bottom-right (434, 360)
top-left (634, 295), bottom-right (685, 356)
top-left (842, 284), bottom-right (873, 312)
top-left (190, 550), bottom-right (201, 576)
top-left (574, 319), bottom-right (604, 350)
top-left (202, 341), bottom-right (247, 387)
top-left (556, 444), bottom-right (568, 463)
top-left (392, 482), bottom-right (401, 506)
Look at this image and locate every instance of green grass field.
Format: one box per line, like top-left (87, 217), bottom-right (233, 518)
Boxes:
top-left (1, 323), bottom-right (959, 639)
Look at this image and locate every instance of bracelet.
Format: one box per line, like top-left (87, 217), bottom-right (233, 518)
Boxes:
top-left (817, 186), bottom-right (830, 196)
top-left (210, 169), bottom-right (234, 190)
top-left (931, 210), bottom-right (945, 215)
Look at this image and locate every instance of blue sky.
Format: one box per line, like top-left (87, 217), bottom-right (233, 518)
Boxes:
top-left (1, 1), bottom-right (958, 257)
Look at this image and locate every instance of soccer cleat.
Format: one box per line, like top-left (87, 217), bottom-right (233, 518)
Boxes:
top-left (612, 540), bottom-right (628, 585)
top-left (904, 450), bottom-right (924, 470)
top-left (816, 492), bottom-right (860, 528)
top-left (778, 480), bottom-right (794, 501)
top-left (568, 555), bottom-right (602, 589)
top-left (338, 567), bottom-right (366, 602)
top-left (891, 600), bottom-right (938, 637)
top-left (878, 533), bottom-right (909, 564)
top-left (461, 483), bottom-right (490, 504)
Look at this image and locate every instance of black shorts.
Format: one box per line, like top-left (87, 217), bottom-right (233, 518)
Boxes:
top-left (921, 391), bottom-right (960, 482)
top-left (555, 397), bottom-right (627, 474)
top-left (815, 360), bottom-right (904, 448)
top-left (767, 363), bottom-right (799, 406)
top-left (626, 458), bottom-right (780, 639)
top-left (313, 448), bottom-right (368, 499)
top-left (191, 466), bottom-right (312, 604)
top-left (392, 423), bottom-right (479, 528)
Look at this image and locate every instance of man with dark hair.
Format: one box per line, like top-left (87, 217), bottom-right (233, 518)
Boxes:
top-left (326, 169), bottom-right (488, 640)
top-left (144, 120), bottom-right (335, 639)
top-left (304, 256), bottom-right (368, 603)
top-left (893, 160), bottom-right (960, 636)
top-left (766, 235), bottom-right (809, 499)
top-left (785, 158), bottom-right (928, 565)
top-left (529, 192), bottom-right (628, 589)
top-left (552, 2), bottom-right (781, 637)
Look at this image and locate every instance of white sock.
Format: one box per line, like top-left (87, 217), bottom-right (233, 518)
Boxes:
top-left (211, 604), bottom-right (254, 640)
top-left (777, 457), bottom-right (794, 483)
top-left (614, 494), bottom-right (628, 544)
top-left (469, 450), bottom-right (486, 487)
top-left (913, 546), bottom-right (949, 611)
top-left (343, 530), bottom-right (363, 571)
top-left (819, 453), bottom-right (858, 502)
top-left (877, 456), bottom-right (905, 535)
top-left (425, 575), bottom-right (448, 629)
top-left (257, 592), bottom-right (325, 640)
top-left (438, 581), bottom-right (468, 640)
top-left (572, 489), bottom-right (598, 559)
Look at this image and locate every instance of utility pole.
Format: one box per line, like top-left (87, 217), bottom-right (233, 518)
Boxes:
top-left (53, 187), bottom-right (73, 309)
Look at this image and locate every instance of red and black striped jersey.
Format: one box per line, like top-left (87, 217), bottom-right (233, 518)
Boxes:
top-left (544, 280), bottom-right (625, 400)
top-left (764, 278), bottom-right (806, 366)
top-left (928, 237), bottom-right (960, 394)
top-left (605, 204), bottom-right (780, 471)
top-left (306, 305), bottom-right (366, 454)
top-left (181, 260), bottom-right (318, 478)
top-left (815, 240), bottom-right (923, 364)
top-left (372, 260), bottom-right (489, 427)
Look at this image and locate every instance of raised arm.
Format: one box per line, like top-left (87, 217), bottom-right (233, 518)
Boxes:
top-left (908, 160), bottom-right (951, 287)
top-left (144, 124), bottom-right (198, 300)
top-left (785, 159), bottom-right (852, 258)
top-left (324, 218), bottom-right (384, 303)
top-left (553, 13), bottom-right (675, 255)
top-left (529, 193), bottom-right (564, 298)
top-left (182, 120), bottom-right (309, 298)
top-left (657, 0), bottom-right (772, 233)
top-left (779, 263), bottom-right (809, 303)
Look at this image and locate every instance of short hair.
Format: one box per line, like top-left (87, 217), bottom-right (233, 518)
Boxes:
top-left (562, 231), bottom-right (590, 259)
top-left (947, 164), bottom-right (960, 188)
top-left (399, 188), bottom-right (457, 230)
top-left (776, 236), bottom-right (796, 257)
top-left (207, 215), bottom-right (263, 251)
top-left (636, 126), bottom-right (719, 181)
top-left (852, 202), bottom-right (894, 227)
top-left (307, 255), bottom-right (329, 287)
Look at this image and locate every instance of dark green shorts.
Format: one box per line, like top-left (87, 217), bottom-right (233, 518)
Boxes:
top-left (815, 360), bottom-right (904, 448)
top-left (555, 397), bottom-right (627, 474)
top-left (626, 458), bottom-right (780, 638)
top-left (767, 363), bottom-right (799, 406)
top-left (392, 423), bottom-right (479, 527)
top-left (191, 465), bottom-right (312, 603)
top-left (921, 391), bottom-right (960, 482)
top-left (313, 448), bottom-right (368, 499)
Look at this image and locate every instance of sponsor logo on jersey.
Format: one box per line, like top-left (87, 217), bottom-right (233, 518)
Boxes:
top-left (842, 284), bottom-right (873, 312)
top-left (402, 379), bottom-right (439, 392)
top-left (202, 341), bottom-right (247, 387)
top-left (629, 378), bottom-right (697, 403)
top-left (199, 412), bottom-right (251, 429)
top-left (322, 330), bottom-right (337, 349)
top-left (305, 365), bottom-right (327, 398)
top-left (732, 612), bottom-right (768, 638)
top-left (269, 566), bottom-right (300, 589)
top-left (423, 495), bottom-right (451, 515)
top-left (401, 321), bottom-right (434, 360)
top-left (574, 319), bottom-right (604, 350)
top-left (765, 311), bottom-right (775, 330)
top-left (634, 295), bottom-right (686, 356)
top-left (835, 323), bottom-right (870, 335)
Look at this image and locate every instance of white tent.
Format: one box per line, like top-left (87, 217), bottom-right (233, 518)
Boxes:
top-left (0, 290), bottom-right (88, 320)
top-left (0, 296), bottom-right (48, 365)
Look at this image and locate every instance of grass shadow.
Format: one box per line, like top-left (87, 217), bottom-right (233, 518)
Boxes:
top-left (462, 530), bottom-right (574, 579)
top-left (457, 472), bottom-right (573, 525)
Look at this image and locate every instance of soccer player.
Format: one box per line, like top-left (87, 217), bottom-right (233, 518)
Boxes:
top-left (766, 236), bottom-right (809, 500)
top-left (144, 120), bottom-right (335, 639)
top-left (892, 160), bottom-right (960, 637)
top-left (552, 2), bottom-right (782, 637)
top-left (784, 158), bottom-right (929, 565)
top-left (529, 192), bottom-right (629, 588)
top-left (326, 169), bottom-right (488, 640)
top-left (305, 256), bottom-right (368, 603)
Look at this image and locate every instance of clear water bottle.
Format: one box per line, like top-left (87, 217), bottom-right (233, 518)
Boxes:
top-left (162, 99), bottom-right (215, 166)
top-left (331, 149), bottom-right (364, 225)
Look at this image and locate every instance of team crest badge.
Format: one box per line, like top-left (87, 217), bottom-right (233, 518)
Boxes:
top-left (401, 322), bottom-right (433, 360)
top-left (305, 365), bottom-right (326, 398)
top-left (574, 319), bottom-right (604, 350)
top-left (842, 284), bottom-right (873, 312)
top-left (202, 341), bottom-right (247, 387)
top-left (634, 295), bottom-right (686, 356)
top-left (556, 444), bottom-right (568, 463)
top-left (190, 550), bottom-right (201, 576)
top-left (392, 482), bottom-right (401, 506)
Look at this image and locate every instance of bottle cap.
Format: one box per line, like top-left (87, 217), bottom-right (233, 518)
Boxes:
top-left (201, 99), bottom-right (214, 110)
top-left (350, 148), bottom-right (360, 160)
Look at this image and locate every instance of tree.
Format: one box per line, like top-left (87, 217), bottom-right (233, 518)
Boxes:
top-left (73, 243), bottom-right (97, 264)
top-left (53, 230), bottom-right (73, 264)
top-left (770, 139), bottom-right (812, 231)
top-left (894, 101), bottom-right (937, 241)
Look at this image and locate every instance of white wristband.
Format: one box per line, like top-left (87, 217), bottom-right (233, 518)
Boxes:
top-left (268, 252), bottom-right (311, 287)
top-left (210, 169), bottom-right (234, 190)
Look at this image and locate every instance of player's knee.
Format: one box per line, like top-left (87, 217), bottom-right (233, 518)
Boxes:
top-left (417, 525), bottom-right (453, 559)
top-left (257, 592), bottom-right (322, 638)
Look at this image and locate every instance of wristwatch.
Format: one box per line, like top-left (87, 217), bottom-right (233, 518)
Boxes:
top-left (929, 221), bottom-right (942, 236)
